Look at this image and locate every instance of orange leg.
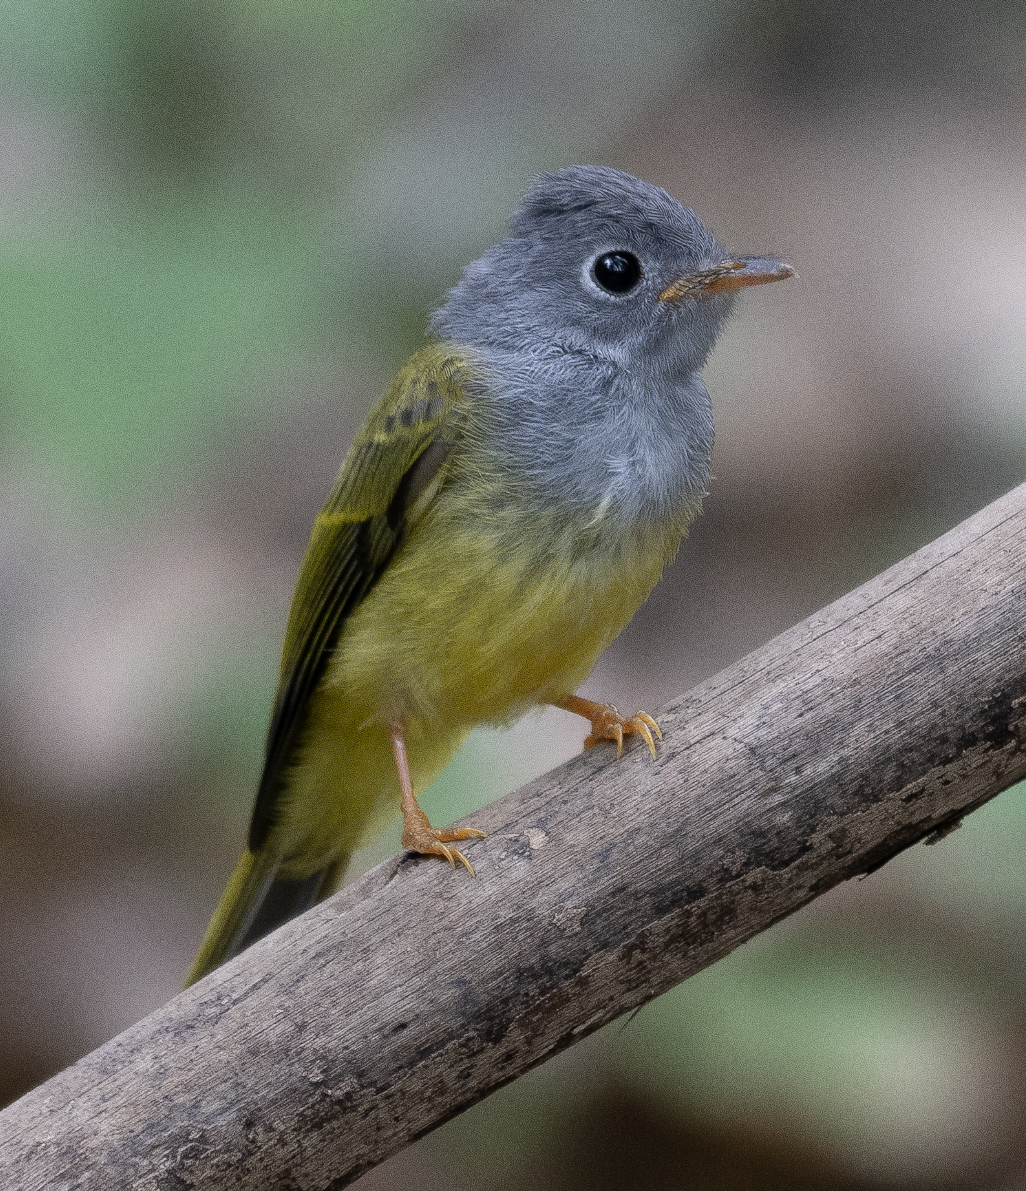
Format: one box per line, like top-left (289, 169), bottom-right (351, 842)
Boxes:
top-left (391, 724), bottom-right (486, 875)
top-left (554, 695), bottom-right (662, 759)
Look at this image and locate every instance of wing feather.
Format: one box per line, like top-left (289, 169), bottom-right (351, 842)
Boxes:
top-left (248, 348), bottom-right (471, 851)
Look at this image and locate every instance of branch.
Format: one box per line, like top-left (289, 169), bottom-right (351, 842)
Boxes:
top-left (4, 484), bottom-right (1026, 1190)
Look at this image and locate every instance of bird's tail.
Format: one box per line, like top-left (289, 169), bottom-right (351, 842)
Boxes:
top-left (185, 850), bottom-right (347, 987)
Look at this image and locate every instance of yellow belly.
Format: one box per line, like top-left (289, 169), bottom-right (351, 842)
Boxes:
top-left (273, 486), bottom-right (694, 876)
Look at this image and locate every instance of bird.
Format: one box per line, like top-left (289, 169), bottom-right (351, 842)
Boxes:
top-left (186, 164), bottom-right (793, 986)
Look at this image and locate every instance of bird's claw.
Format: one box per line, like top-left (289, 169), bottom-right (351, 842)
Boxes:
top-left (582, 705), bottom-right (662, 758)
top-left (402, 824), bottom-right (487, 875)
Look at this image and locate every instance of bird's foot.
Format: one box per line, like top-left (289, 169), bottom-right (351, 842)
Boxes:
top-left (555, 695), bottom-right (662, 759)
top-left (583, 705), bottom-right (661, 758)
top-left (392, 723), bottom-right (486, 875)
top-left (401, 807), bottom-right (486, 875)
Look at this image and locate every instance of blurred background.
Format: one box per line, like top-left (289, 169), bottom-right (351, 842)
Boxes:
top-left (2, 0), bottom-right (1026, 1186)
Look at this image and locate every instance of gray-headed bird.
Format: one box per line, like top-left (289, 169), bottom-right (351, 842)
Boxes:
top-left (187, 165), bottom-right (793, 986)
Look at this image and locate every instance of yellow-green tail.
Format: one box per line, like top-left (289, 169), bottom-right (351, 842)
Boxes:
top-left (185, 850), bottom-right (347, 987)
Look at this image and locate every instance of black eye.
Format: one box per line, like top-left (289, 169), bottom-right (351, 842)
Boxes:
top-left (592, 251), bottom-right (642, 294)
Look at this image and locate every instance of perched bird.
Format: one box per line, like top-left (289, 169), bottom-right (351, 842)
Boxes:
top-left (186, 165), bottom-right (792, 986)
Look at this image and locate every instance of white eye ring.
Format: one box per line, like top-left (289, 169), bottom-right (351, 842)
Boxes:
top-left (585, 250), bottom-right (644, 297)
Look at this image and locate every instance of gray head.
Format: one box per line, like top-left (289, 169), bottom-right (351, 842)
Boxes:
top-left (431, 164), bottom-right (792, 376)
top-left (430, 166), bottom-right (792, 525)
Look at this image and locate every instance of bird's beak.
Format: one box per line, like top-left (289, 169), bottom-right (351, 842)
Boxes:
top-left (658, 257), bottom-right (795, 303)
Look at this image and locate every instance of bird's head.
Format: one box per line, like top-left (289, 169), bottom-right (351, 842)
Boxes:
top-left (431, 164), bottom-right (793, 376)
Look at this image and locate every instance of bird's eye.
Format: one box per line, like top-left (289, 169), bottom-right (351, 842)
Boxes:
top-left (592, 251), bottom-right (642, 294)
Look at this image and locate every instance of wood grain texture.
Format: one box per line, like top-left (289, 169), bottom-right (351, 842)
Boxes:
top-left (4, 483), bottom-right (1026, 1190)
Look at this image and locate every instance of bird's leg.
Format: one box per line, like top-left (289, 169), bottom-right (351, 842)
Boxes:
top-left (553, 694), bottom-right (662, 759)
top-left (390, 722), bottom-right (486, 875)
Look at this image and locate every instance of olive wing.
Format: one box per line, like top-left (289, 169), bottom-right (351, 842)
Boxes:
top-left (248, 348), bottom-right (471, 852)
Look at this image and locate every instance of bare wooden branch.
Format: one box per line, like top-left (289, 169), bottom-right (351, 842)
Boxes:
top-left (4, 484), bottom-right (1026, 1190)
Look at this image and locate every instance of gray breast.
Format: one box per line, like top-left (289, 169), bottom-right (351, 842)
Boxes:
top-left (473, 348), bottom-right (715, 529)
